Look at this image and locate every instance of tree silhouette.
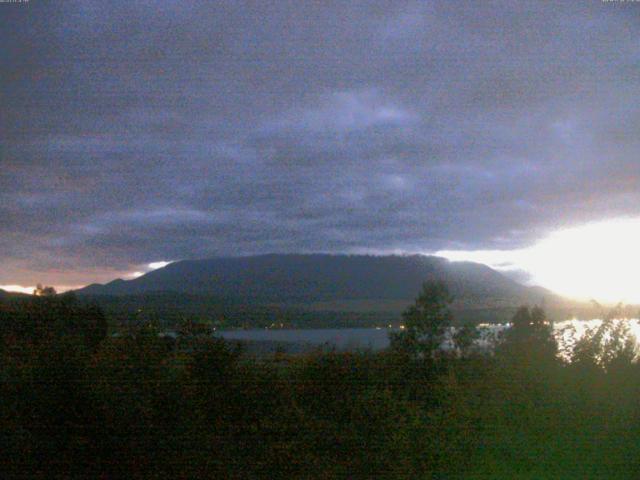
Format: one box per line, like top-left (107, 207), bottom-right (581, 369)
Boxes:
top-left (499, 305), bottom-right (557, 365)
top-left (34, 284), bottom-right (56, 296)
top-left (569, 304), bottom-right (637, 372)
top-left (390, 281), bottom-right (453, 357)
top-left (453, 321), bottom-right (479, 357)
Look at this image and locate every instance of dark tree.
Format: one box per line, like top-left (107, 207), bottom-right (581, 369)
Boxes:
top-left (34, 284), bottom-right (57, 296)
top-left (569, 304), bottom-right (637, 372)
top-left (453, 321), bottom-right (480, 357)
top-left (499, 305), bottom-right (557, 364)
top-left (390, 281), bottom-right (453, 357)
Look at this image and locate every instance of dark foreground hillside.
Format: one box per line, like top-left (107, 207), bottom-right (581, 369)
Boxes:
top-left (2, 293), bottom-right (640, 478)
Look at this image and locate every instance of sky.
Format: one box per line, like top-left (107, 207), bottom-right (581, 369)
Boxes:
top-left (2, 1), bottom-right (640, 297)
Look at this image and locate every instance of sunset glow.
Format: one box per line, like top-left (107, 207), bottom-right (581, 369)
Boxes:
top-left (438, 217), bottom-right (640, 304)
top-left (148, 261), bottom-right (172, 270)
top-left (0, 285), bottom-right (35, 295)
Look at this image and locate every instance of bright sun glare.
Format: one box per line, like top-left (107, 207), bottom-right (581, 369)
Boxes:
top-left (148, 261), bottom-right (172, 270)
top-left (438, 217), bottom-right (640, 304)
top-left (0, 285), bottom-right (36, 295)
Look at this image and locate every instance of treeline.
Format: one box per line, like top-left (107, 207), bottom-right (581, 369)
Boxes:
top-left (84, 292), bottom-right (400, 330)
top-left (2, 287), bottom-right (640, 478)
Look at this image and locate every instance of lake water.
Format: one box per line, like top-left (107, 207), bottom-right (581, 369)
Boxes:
top-left (218, 319), bottom-right (640, 354)
top-left (219, 327), bottom-right (392, 351)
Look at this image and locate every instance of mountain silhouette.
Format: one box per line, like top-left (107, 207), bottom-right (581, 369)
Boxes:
top-left (76, 254), bottom-right (560, 308)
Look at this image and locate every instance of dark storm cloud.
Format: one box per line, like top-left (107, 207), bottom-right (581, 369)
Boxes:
top-left (2, 0), bottom-right (640, 285)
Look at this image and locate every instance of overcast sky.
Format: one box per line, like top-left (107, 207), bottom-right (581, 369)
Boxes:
top-left (2, 0), bottom-right (640, 289)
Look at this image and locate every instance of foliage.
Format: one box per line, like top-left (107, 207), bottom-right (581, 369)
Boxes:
top-left (497, 305), bottom-right (558, 365)
top-left (389, 281), bottom-right (453, 357)
top-left (0, 292), bottom-right (108, 350)
top-left (4, 296), bottom-right (640, 477)
top-left (452, 321), bottom-right (480, 356)
top-left (569, 319), bottom-right (637, 372)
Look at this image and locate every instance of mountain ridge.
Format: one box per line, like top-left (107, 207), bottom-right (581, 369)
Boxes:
top-left (76, 253), bottom-right (562, 308)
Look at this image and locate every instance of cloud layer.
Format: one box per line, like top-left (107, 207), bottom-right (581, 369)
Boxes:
top-left (3, 1), bottom-right (640, 286)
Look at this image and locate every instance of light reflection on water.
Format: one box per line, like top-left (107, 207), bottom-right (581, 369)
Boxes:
top-left (218, 319), bottom-right (640, 354)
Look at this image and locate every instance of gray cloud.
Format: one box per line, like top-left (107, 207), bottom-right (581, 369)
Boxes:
top-left (2, 0), bottom-right (640, 286)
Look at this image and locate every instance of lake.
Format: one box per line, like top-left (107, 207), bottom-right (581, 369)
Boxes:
top-left (219, 327), bottom-right (392, 352)
top-left (218, 319), bottom-right (640, 354)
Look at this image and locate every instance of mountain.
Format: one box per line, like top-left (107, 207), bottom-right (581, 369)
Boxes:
top-left (76, 254), bottom-right (561, 308)
top-left (0, 289), bottom-right (30, 299)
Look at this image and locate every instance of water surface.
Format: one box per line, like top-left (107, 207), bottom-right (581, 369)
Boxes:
top-left (218, 319), bottom-right (640, 354)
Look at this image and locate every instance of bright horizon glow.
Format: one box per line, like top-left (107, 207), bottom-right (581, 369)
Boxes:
top-left (124, 261), bottom-right (173, 280)
top-left (0, 285), bottom-right (36, 294)
top-left (148, 261), bottom-right (172, 270)
top-left (0, 284), bottom-right (81, 294)
top-left (2, 261), bottom-right (176, 293)
top-left (437, 217), bottom-right (640, 304)
top-left (7, 219), bottom-right (640, 303)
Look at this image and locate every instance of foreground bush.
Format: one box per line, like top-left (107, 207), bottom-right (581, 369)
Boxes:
top-left (3, 295), bottom-right (640, 478)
